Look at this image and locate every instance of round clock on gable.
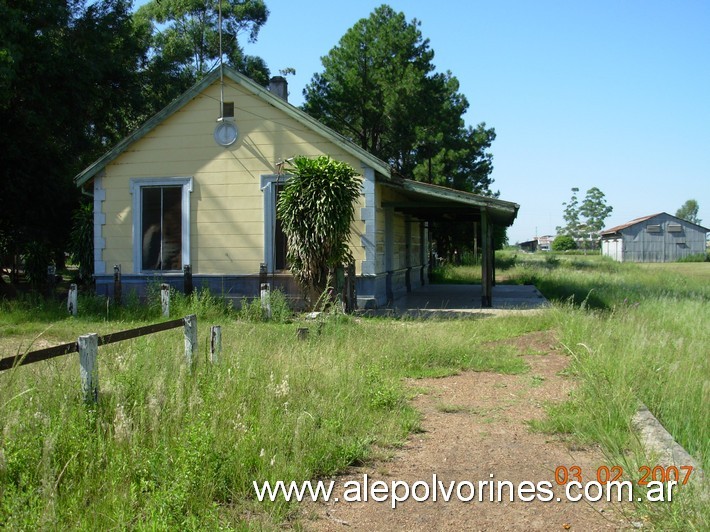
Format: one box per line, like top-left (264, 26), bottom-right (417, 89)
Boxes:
top-left (214, 120), bottom-right (238, 147)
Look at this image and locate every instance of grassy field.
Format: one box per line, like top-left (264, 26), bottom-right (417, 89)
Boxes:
top-left (1, 256), bottom-right (708, 529)
top-left (0, 289), bottom-right (551, 529)
top-left (435, 253), bottom-right (709, 528)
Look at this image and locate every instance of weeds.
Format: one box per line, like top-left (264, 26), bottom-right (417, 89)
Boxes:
top-left (2, 256), bottom-right (707, 528)
top-left (0, 302), bottom-right (548, 528)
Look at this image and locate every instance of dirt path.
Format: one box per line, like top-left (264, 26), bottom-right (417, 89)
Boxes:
top-left (302, 332), bottom-right (634, 531)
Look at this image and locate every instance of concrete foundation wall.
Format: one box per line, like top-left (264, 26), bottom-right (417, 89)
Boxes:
top-left (95, 265), bottom-right (428, 310)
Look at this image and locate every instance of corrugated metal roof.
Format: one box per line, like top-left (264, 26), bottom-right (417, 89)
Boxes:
top-left (601, 213), bottom-right (664, 235)
top-left (601, 212), bottom-right (710, 235)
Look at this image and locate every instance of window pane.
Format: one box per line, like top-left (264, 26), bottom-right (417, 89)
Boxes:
top-left (142, 188), bottom-right (162, 270)
top-left (275, 185), bottom-right (288, 270)
top-left (141, 186), bottom-right (182, 271)
top-left (162, 187), bottom-right (182, 270)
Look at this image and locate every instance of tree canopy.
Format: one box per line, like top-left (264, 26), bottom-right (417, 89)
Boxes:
top-left (302, 5), bottom-right (500, 259)
top-left (556, 187), bottom-right (613, 249)
top-left (302, 5), bottom-right (495, 195)
top-left (675, 199), bottom-right (702, 225)
top-left (0, 0), bottom-right (148, 280)
top-left (135, 0), bottom-right (270, 93)
top-left (0, 0), bottom-right (277, 284)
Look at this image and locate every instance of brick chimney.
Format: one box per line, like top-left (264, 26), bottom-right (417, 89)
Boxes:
top-left (268, 76), bottom-right (288, 102)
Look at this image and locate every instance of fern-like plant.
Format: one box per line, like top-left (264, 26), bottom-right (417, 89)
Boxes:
top-left (69, 202), bottom-right (94, 283)
top-left (277, 156), bottom-right (361, 307)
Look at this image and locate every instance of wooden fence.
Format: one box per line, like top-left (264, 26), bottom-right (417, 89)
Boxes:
top-left (0, 315), bottom-right (220, 402)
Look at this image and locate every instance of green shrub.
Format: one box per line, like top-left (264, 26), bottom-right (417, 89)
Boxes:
top-left (495, 252), bottom-right (517, 269)
top-left (277, 156), bottom-right (361, 307)
top-left (551, 235), bottom-right (577, 251)
top-left (21, 240), bottom-right (53, 287)
top-left (68, 202), bottom-right (94, 283)
top-left (238, 289), bottom-right (292, 323)
top-left (544, 254), bottom-right (560, 268)
top-left (677, 252), bottom-right (709, 263)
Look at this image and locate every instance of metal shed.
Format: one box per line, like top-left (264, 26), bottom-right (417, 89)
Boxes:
top-left (600, 212), bottom-right (709, 262)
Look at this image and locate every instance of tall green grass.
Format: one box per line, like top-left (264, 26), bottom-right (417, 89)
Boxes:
top-left (428, 254), bottom-right (708, 527)
top-left (500, 255), bottom-right (708, 529)
top-left (0, 292), bottom-right (550, 529)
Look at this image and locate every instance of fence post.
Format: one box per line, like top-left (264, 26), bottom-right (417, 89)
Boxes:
top-left (113, 264), bottom-right (122, 306)
top-left (161, 283), bottom-right (170, 317)
top-left (210, 325), bottom-right (221, 364)
top-left (261, 282), bottom-right (271, 320)
top-left (184, 314), bottom-right (197, 367)
top-left (346, 262), bottom-right (356, 313)
top-left (46, 265), bottom-right (56, 299)
top-left (259, 262), bottom-right (267, 287)
top-left (78, 333), bottom-right (99, 403)
top-left (67, 283), bottom-right (78, 316)
top-left (183, 264), bottom-right (193, 296)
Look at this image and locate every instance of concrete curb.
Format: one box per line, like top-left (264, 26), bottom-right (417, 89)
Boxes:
top-left (632, 403), bottom-right (706, 493)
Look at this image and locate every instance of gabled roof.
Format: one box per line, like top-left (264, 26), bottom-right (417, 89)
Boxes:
top-left (74, 65), bottom-right (521, 226)
top-left (601, 213), bottom-right (662, 235)
top-left (75, 65), bottom-right (391, 187)
top-left (601, 212), bottom-right (709, 235)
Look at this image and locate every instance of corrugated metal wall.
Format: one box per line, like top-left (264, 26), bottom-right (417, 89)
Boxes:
top-left (620, 213), bottom-right (707, 262)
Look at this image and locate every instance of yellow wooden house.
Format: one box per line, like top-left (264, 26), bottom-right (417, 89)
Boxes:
top-left (75, 66), bottom-right (519, 308)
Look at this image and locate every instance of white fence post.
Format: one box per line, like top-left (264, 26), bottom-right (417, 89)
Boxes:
top-left (260, 282), bottom-right (271, 320)
top-left (67, 283), bottom-right (78, 316)
top-left (78, 333), bottom-right (99, 403)
top-left (184, 314), bottom-right (197, 367)
top-left (161, 283), bottom-right (170, 317)
top-left (210, 325), bottom-right (221, 364)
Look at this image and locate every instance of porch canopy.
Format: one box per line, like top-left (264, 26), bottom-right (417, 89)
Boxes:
top-left (379, 177), bottom-right (519, 307)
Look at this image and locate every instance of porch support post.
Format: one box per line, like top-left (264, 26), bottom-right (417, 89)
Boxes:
top-left (481, 210), bottom-right (493, 308)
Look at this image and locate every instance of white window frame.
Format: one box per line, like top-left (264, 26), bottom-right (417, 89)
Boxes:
top-left (130, 177), bottom-right (193, 274)
top-left (261, 174), bottom-right (290, 273)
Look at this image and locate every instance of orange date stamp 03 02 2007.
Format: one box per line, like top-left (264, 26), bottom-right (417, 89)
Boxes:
top-left (554, 464), bottom-right (695, 486)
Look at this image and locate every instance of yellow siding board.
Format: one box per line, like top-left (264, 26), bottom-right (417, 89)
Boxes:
top-left (196, 221), bottom-right (263, 236)
top-left (195, 233), bottom-right (263, 250)
top-left (99, 76), bottom-right (369, 277)
top-left (195, 247), bottom-right (263, 262)
top-left (195, 208), bottom-right (262, 224)
top-left (194, 260), bottom-right (263, 275)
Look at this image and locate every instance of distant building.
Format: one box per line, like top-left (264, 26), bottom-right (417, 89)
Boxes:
top-left (600, 213), bottom-right (709, 262)
top-left (517, 235), bottom-right (553, 252)
top-left (537, 235), bottom-right (553, 252)
top-left (518, 240), bottom-right (537, 252)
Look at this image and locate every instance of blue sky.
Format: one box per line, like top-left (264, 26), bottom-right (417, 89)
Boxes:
top-left (137, 0), bottom-right (710, 243)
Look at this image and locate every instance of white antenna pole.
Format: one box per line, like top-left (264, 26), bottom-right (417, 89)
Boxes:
top-left (218, 0), bottom-right (224, 119)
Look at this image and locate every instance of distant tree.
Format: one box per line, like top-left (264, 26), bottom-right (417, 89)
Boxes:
top-left (552, 235), bottom-right (577, 252)
top-left (302, 5), bottom-right (495, 194)
top-left (556, 187), bottom-right (613, 250)
top-left (580, 186), bottom-right (613, 247)
top-left (556, 187), bottom-right (583, 241)
top-left (302, 5), bottom-right (501, 254)
top-left (675, 199), bottom-right (701, 225)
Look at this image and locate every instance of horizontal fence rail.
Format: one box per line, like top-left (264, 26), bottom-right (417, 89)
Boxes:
top-left (0, 317), bottom-right (187, 372)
